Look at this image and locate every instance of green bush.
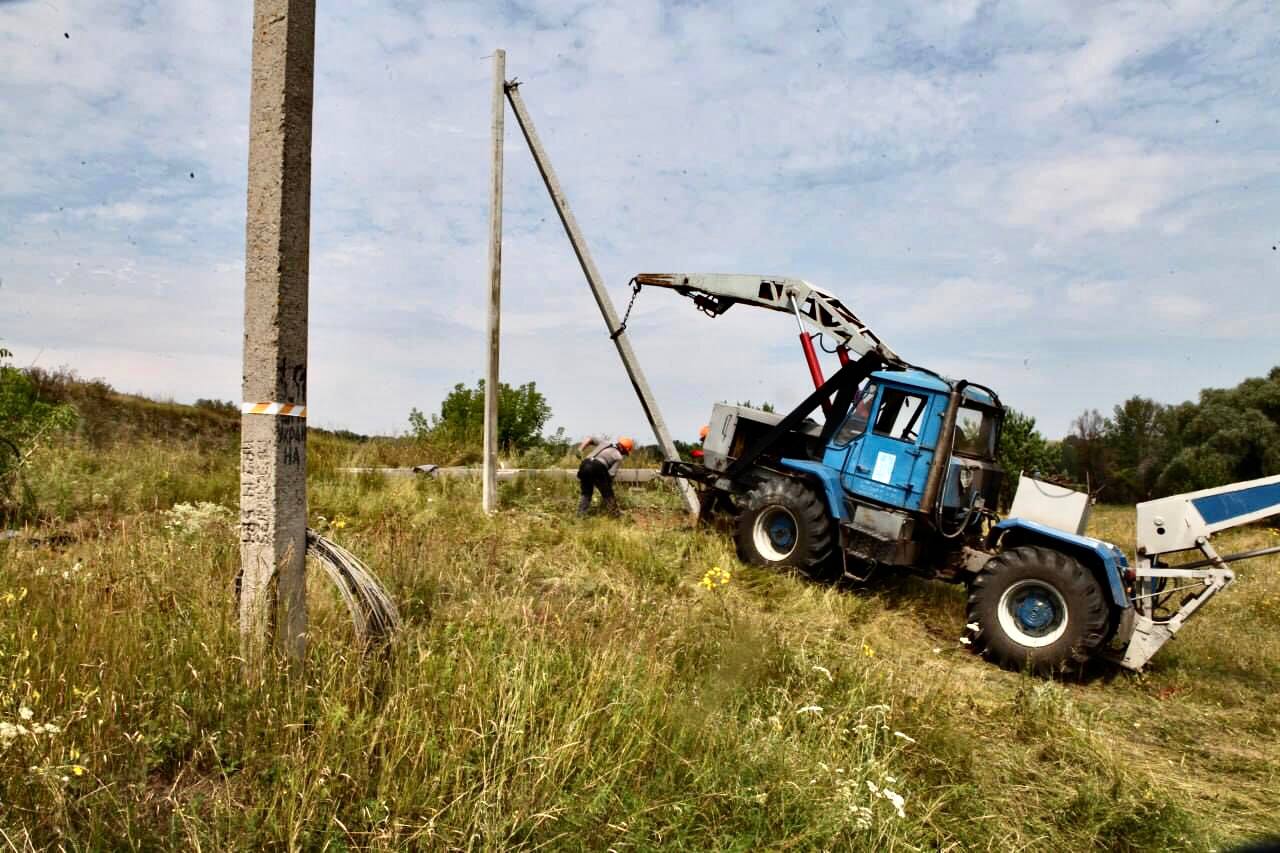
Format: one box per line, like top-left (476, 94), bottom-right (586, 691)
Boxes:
top-left (0, 355), bottom-right (78, 522)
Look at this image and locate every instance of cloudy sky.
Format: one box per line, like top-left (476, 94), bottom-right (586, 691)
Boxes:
top-left (3, 1), bottom-right (1277, 443)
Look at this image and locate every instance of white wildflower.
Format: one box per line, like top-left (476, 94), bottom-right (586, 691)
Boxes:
top-left (18, 706), bottom-right (33, 721)
top-left (796, 705), bottom-right (823, 715)
top-left (163, 502), bottom-right (234, 537)
top-left (866, 779), bottom-right (907, 818)
top-left (881, 787), bottom-right (906, 818)
top-left (893, 731), bottom-right (916, 744)
top-left (851, 805), bottom-right (873, 829)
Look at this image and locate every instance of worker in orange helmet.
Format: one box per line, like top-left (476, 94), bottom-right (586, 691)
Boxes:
top-left (692, 424), bottom-right (709, 460)
top-left (576, 434), bottom-right (634, 516)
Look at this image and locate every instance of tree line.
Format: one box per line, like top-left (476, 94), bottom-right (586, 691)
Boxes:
top-left (997, 365), bottom-right (1280, 505)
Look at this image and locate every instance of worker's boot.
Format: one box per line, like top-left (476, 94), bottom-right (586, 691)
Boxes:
top-left (604, 497), bottom-right (622, 518)
top-left (576, 494), bottom-right (591, 516)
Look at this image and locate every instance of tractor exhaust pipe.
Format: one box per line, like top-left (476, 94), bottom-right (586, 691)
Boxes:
top-left (920, 380), bottom-right (967, 518)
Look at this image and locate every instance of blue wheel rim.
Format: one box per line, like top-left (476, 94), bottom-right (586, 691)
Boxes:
top-left (768, 514), bottom-right (796, 550)
top-left (1014, 590), bottom-right (1056, 633)
top-left (753, 506), bottom-right (800, 561)
top-left (996, 579), bottom-right (1069, 647)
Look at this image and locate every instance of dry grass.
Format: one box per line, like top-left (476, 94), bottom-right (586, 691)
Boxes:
top-left (0, 440), bottom-right (1277, 850)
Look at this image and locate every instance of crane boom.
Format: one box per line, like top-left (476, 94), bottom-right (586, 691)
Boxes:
top-left (633, 273), bottom-right (901, 364)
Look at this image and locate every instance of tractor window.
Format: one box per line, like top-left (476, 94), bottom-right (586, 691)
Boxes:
top-left (834, 382), bottom-right (878, 445)
top-left (873, 388), bottom-right (927, 443)
top-left (954, 405), bottom-right (997, 457)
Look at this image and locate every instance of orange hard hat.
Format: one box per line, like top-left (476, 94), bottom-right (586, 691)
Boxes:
top-left (698, 424), bottom-right (710, 441)
top-left (617, 436), bottom-right (635, 453)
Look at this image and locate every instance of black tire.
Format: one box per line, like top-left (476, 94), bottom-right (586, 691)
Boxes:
top-left (966, 546), bottom-right (1110, 674)
top-left (734, 477), bottom-right (833, 571)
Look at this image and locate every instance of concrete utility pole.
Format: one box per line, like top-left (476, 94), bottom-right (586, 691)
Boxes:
top-left (482, 49), bottom-right (505, 514)
top-left (505, 83), bottom-right (700, 515)
top-left (239, 0), bottom-right (316, 662)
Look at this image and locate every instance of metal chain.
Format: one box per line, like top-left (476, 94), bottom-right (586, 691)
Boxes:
top-left (610, 280), bottom-right (642, 340)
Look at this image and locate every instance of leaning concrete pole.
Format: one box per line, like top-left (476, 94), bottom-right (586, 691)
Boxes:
top-left (505, 83), bottom-right (699, 515)
top-left (239, 0), bottom-right (315, 662)
top-left (482, 49), bottom-right (506, 514)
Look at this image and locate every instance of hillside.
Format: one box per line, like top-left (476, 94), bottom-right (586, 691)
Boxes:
top-left (1, 417), bottom-right (1278, 849)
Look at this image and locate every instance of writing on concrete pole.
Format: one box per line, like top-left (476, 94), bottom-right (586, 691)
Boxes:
top-left (239, 0), bottom-right (316, 662)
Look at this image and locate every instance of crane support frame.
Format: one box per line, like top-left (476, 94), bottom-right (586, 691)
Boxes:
top-left (1116, 473), bottom-right (1280, 669)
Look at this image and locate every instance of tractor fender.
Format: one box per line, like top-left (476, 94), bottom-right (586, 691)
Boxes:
top-left (776, 458), bottom-right (849, 522)
top-left (992, 518), bottom-right (1130, 610)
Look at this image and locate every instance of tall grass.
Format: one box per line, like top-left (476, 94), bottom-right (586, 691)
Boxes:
top-left (1, 438), bottom-right (1277, 849)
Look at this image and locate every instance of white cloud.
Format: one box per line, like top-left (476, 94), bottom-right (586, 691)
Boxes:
top-left (1065, 280), bottom-right (1122, 309)
top-left (1150, 293), bottom-right (1209, 322)
top-left (1003, 140), bottom-right (1177, 237)
top-left (884, 278), bottom-right (1034, 332)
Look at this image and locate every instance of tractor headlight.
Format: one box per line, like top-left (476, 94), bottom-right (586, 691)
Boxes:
top-left (958, 466), bottom-right (974, 490)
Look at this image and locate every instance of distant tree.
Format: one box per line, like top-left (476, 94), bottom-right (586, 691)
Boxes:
top-left (1106, 396), bottom-right (1166, 502)
top-left (735, 400), bottom-right (776, 413)
top-left (1155, 399), bottom-right (1280, 494)
top-left (1061, 408), bottom-right (1111, 494)
top-left (995, 408), bottom-right (1062, 508)
top-left (410, 379), bottom-right (553, 452)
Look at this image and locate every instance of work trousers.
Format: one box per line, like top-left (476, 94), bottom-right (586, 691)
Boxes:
top-left (577, 458), bottom-right (618, 515)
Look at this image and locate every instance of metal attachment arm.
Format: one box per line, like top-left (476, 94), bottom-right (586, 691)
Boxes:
top-left (633, 273), bottom-right (900, 364)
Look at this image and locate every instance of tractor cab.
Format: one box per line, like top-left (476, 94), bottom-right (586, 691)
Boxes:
top-left (822, 369), bottom-right (1004, 518)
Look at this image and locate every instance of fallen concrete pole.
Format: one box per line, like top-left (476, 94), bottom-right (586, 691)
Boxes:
top-left (504, 82), bottom-right (699, 516)
top-left (340, 466), bottom-right (663, 484)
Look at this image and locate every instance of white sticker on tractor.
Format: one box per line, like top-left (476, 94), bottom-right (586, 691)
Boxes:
top-left (872, 451), bottom-right (896, 484)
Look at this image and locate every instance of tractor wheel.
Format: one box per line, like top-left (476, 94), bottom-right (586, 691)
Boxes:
top-left (966, 546), bottom-right (1110, 674)
top-left (734, 477), bottom-right (834, 571)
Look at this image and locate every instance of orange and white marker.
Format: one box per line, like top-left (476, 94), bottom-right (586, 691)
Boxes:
top-left (241, 401), bottom-right (307, 418)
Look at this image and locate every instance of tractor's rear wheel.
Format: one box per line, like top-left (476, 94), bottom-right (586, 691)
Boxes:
top-left (967, 546), bottom-right (1110, 674)
top-left (734, 477), bottom-right (833, 571)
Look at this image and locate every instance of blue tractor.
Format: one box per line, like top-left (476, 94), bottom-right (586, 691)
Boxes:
top-left (638, 274), bottom-right (1280, 673)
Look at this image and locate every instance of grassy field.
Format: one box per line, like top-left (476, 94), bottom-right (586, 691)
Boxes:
top-left (2, 434), bottom-right (1279, 851)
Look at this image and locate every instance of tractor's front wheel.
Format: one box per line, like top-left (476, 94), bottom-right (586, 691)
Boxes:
top-left (734, 477), bottom-right (833, 571)
top-left (967, 546), bottom-right (1110, 674)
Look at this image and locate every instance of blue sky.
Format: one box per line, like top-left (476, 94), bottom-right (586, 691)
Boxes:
top-left (2, 0), bottom-right (1277, 443)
